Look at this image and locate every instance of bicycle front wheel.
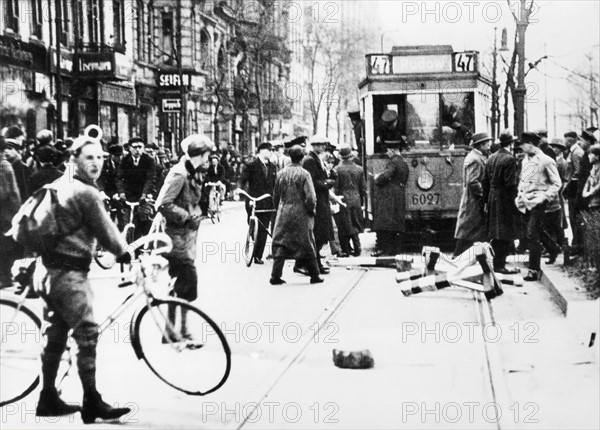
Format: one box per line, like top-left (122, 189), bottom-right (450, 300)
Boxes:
top-left (244, 218), bottom-right (257, 267)
top-left (0, 299), bottom-right (42, 407)
top-left (132, 299), bottom-right (231, 396)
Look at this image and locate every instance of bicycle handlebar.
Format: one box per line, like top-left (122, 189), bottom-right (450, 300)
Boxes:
top-left (236, 190), bottom-right (271, 202)
top-left (126, 232), bottom-right (172, 255)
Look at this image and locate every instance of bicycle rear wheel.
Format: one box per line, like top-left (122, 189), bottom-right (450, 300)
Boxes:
top-left (244, 218), bottom-right (257, 267)
top-left (132, 299), bottom-right (231, 396)
top-left (0, 299), bottom-right (42, 406)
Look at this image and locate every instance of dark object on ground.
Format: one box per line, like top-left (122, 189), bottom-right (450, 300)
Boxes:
top-left (332, 349), bottom-right (374, 369)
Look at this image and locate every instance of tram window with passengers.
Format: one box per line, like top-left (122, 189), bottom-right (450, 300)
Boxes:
top-left (357, 45), bottom-right (492, 245)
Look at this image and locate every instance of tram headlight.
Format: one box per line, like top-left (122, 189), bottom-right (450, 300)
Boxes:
top-left (416, 169), bottom-right (435, 191)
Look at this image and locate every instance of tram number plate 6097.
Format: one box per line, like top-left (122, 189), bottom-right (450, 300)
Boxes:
top-left (411, 193), bottom-right (440, 205)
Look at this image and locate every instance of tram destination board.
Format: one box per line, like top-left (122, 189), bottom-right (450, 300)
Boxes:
top-left (368, 51), bottom-right (477, 75)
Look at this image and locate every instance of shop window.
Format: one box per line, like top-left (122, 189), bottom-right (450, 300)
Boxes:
top-left (4, 0), bottom-right (20, 34)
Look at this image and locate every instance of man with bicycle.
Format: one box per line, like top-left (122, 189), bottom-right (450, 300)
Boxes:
top-left (155, 135), bottom-right (213, 313)
top-left (239, 142), bottom-right (277, 265)
top-left (116, 137), bottom-right (156, 239)
top-left (35, 135), bottom-right (132, 422)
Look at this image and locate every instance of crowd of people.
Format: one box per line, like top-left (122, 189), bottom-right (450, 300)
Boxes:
top-left (452, 127), bottom-right (600, 281)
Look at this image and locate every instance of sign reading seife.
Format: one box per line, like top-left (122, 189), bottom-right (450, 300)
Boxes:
top-left (158, 73), bottom-right (205, 90)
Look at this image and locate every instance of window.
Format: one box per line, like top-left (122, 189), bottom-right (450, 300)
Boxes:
top-left (161, 11), bottom-right (174, 64)
top-left (113, 0), bottom-right (125, 49)
top-left (30, 0), bottom-right (43, 38)
top-left (146, 3), bottom-right (153, 61)
top-left (440, 92), bottom-right (474, 147)
top-left (200, 30), bottom-right (210, 70)
top-left (88, 0), bottom-right (100, 45)
top-left (406, 94), bottom-right (439, 147)
top-left (4, 0), bottom-right (19, 33)
top-left (136, 0), bottom-right (145, 60)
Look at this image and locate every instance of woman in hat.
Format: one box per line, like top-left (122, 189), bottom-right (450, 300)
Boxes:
top-left (454, 132), bottom-right (492, 257)
top-left (582, 144), bottom-right (600, 211)
top-left (334, 144), bottom-right (367, 257)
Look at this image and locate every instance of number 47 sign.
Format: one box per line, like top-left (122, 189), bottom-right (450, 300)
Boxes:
top-left (454, 52), bottom-right (477, 73)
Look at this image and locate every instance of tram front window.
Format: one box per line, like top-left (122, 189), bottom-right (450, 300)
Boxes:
top-left (441, 92), bottom-right (475, 148)
top-left (406, 93), bottom-right (439, 148)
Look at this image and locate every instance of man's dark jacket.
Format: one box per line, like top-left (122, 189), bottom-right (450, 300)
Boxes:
top-left (116, 153), bottom-right (156, 200)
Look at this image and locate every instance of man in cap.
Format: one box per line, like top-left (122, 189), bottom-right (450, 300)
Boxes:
top-left (545, 138), bottom-right (568, 251)
top-left (563, 131), bottom-right (584, 253)
top-left (97, 143), bottom-right (123, 214)
top-left (29, 146), bottom-right (63, 192)
top-left (298, 135), bottom-right (335, 274)
top-left (536, 129), bottom-right (556, 160)
top-left (2, 126), bottom-right (32, 199)
top-left (34, 134), bottom-right (131, 421)
top-left (375, 109), bottom-right (406, 153)
top-left (116, 137), bottom-right (156, 239)
top-left (155, 135), bottom-right (213, 313)
top-left (482, 131), bottom-right (520, 273)
top-left (515, 132), bottom-right (562, 281)
top-left (453, 132), bottom-right (492, 257)
top-left (239, 142), bottom-right (277, 264)
top-left (371, 139), bottom-right (410, 257)
top-left (37, 129), bottom-right (54, 147)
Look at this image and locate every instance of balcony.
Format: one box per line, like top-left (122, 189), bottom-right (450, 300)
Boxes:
top-left (75, 41), bottom-right (126, 55)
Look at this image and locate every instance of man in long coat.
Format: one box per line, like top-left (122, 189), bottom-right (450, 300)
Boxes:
top-left (270, 145), bottom-right (323, 285)
top-left (371, 140), bottom-right (409, 256)
top-left (301, 135), bottom-right (335, 274)
top-left (239, 142), bottom-right (277, 264)
top-left (454, 132), bottom-right (492, 258)
top-left (482, 131), bottom-right (519, 273)
top-left (334, 144), bottom-right (367, 256)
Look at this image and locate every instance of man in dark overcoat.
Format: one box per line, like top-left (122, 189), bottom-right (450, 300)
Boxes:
top-left (334, 144), bottom-right (367, 256)
top-left (301, 135), bottom-right (335, 274)
top-left (454, 132), bottom-right (492, 257)
top-left (270, 145), bottom-right (323, 285)
top-left (482, 131), bottom-right (519, 273)
top-left (239, 142), bottom-right (277, 264)
top-left (371, 140), bottom-right (409, 256)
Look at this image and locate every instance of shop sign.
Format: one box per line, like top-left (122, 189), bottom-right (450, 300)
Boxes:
top-left (98, 83), bottom-right (136, 106)
top-left (162, 98), bottom-right (181, 113)
top-left (76, 52), bottom-right (132, 80)
top-left (158, 72), bottom-right (205, 91)
top-left (50, 49), bottom-right (74, 74)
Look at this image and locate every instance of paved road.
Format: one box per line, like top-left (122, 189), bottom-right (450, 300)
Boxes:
top-left (1, 203), bottom-right (598, 428)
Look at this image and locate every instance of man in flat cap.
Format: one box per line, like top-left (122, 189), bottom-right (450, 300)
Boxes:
top-left (515, 132), bottom-right (562, 281)
top-left (454, 132), bottom-right (492, 257)
top-left (375, 110), bottom-right (406, 153)
top-left (563, 131), bottom-right (584, 253)
top-left (29, 146), bottom-right (63, 192)
top-left (97, 143), bottom-right (123, 209)
top-left (238, 142), bottom-right (277, 264)
top-left (536, 129), bottom-right (556, 160)
top-left (482, 131), bottom-right (520, 273)
top-left (545, 138), bottom-right (569, 251)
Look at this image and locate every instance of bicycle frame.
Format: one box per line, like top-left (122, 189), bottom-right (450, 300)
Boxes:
top-left (237, 190), bottom-right (276, 237)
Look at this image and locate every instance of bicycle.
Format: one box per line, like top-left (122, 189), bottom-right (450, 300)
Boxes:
top-left (205, 182), bottom-right (223, 224)
top-left (0, 233), bottom-right (231, 407)
top-left (94, 198), bottom-right (153, 270)
top-left (236, 190), bottom-right (275, 267)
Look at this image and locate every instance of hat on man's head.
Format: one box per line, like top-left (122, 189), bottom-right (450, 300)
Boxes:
top-left (564, 131), bottom-right (578, 140)
top-left (549, 138), bottom-right (566, 152)
top-left (108, 143), bottom-right (124, 155)
top-left (4, 126), bottom-right (24, 140)
top-left (182, 134), bottom-right (215, 157)
top-left (257, 142), bottom-right (273, 151)
top-left (309, 134), bottom-right (329, 146)
top-left (36, 129), bottom-right (53, 146)
top-left (338, 144), bottom-right (353, 159)
top-left (498, 131), bottom-right (516, 147)
top-left (381, 110), bottom-right (398, 123)
top-left (521, 132), bottom-right (542, 146)
top-left (582, 130), bottom-right (598, 143)
top-left (35, 146), bottom-right (57, 164)
top-left (146, 142), bottom-right (158, 150)
top-left (589, 143), bottom-right (600, 158)
top-left (470, 132), bottom-right (493, 147)
top-left (272, 141), bottom-right (284, 148)
top-left (128, 137), bottom-right (145, 146)
top-left (535, 129), bottom-right (548, 138)
top-left (284, 136), bottom-right (307, 149)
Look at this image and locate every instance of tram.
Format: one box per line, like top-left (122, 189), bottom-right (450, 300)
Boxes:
top-left (356, 45), bottom-right (492, 246)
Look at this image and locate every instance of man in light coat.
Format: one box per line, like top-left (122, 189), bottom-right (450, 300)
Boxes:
top-left (515, 132), bottom-right (562, 281)
top-left (454, 132), bottom-right (492, 258)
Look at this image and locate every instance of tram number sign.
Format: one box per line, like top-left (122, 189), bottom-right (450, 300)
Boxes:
top-left (454, 52), bottom-right (476, 72)
top-left (370, 55), bottom-right (390, 75)
top-left (411, 193), bottom-right (440, 206)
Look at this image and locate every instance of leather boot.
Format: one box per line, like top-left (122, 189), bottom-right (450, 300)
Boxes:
top-left (36, 388), bottom-right (81, 416)
top-left (81, 390), bottom-right (131, 424)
